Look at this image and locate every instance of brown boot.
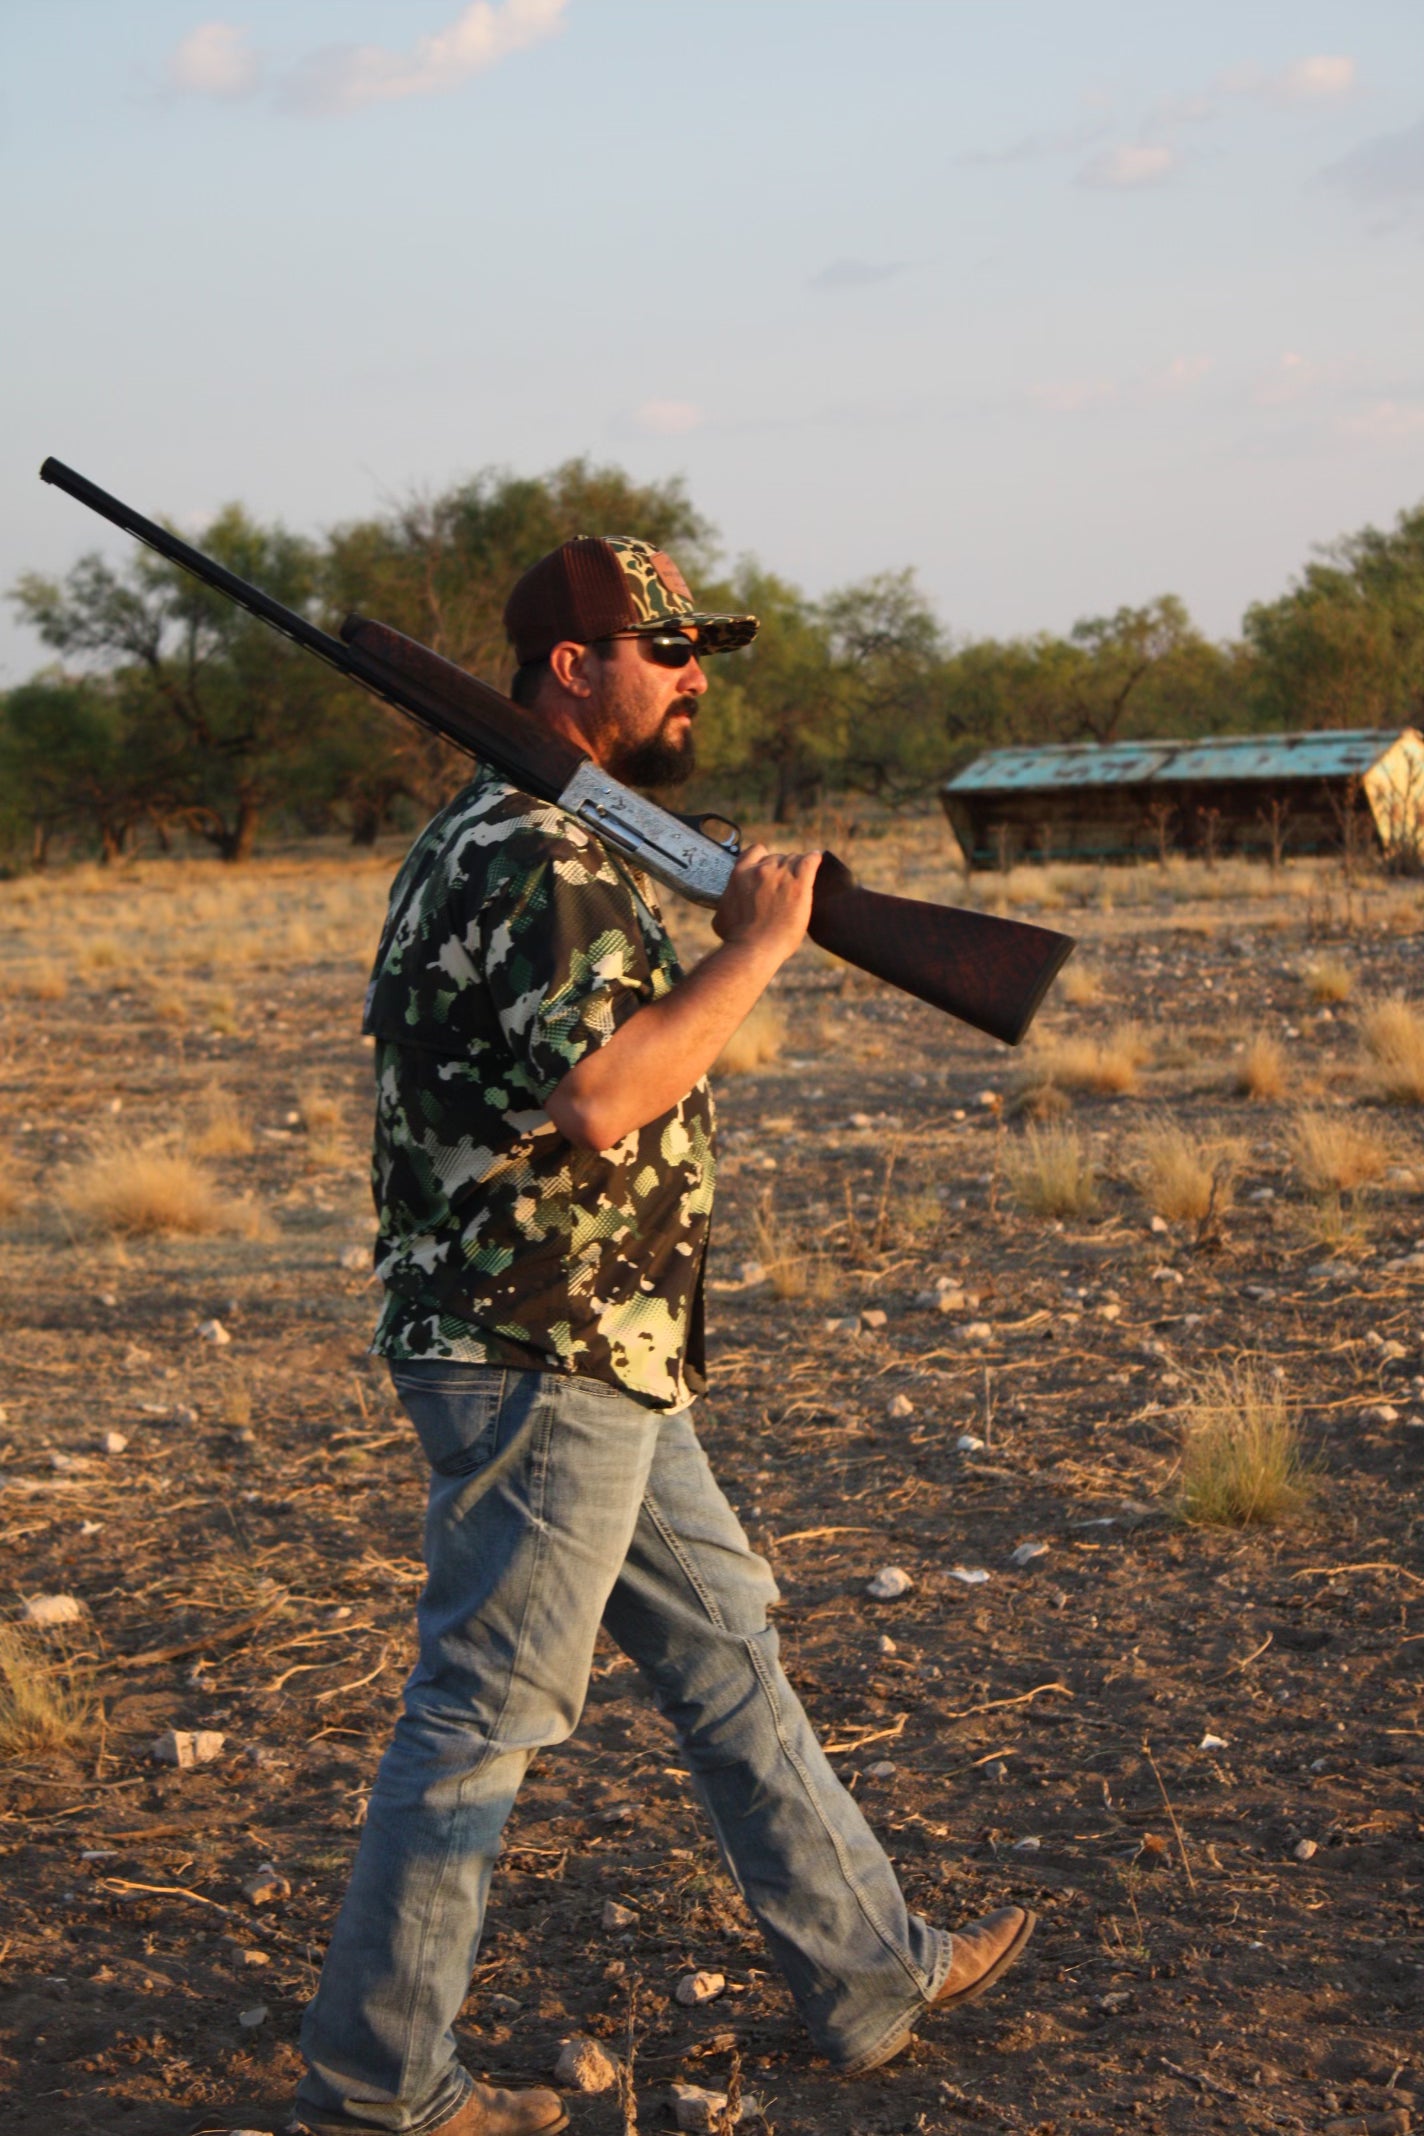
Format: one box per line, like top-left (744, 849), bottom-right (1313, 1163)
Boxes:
top-left (428, 2085), bottom-right (568, 2136)
top-left (846, 1904), bottom-right (1036, 2074)
top-left (929, 1904), bottom-right (1035, 2012)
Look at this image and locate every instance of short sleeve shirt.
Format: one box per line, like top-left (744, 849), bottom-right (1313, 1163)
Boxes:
top-left (363, 765), bottom-right (716, 1411)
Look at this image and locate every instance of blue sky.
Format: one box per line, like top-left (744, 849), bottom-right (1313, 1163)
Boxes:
top-left (4, 0), bottom-right (1424, 683)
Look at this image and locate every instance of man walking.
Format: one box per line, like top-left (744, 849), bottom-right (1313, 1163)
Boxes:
top-left (289, 537), bottom-right (1032, 2136)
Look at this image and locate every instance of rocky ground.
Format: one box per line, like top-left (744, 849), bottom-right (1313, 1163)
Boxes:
top-left (1, 819), bottom-right (1421, 2136)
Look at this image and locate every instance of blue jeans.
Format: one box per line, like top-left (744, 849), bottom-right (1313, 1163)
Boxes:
top-left (297, 1363), bottom-right (949, 2132)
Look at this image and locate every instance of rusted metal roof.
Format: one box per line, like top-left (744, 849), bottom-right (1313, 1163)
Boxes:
top-left (945, 729), bottom-right (1408, 796)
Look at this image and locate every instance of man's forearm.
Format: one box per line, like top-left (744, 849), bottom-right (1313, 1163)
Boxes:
top-left (547, 939), bottom-right (784, 1151)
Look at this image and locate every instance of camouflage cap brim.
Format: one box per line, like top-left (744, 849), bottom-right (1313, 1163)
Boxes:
top-left (633, 610), bottom-right (759, 654)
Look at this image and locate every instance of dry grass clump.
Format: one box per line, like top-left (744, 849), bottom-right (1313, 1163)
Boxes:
top-left (713, 997), bottom-right (787, 1078)
top-left (1304, 955), bottom-right (1353, 1004)
top-left (1003, 1124), bottom-right (1099, 1218)
top-left (146, 984), bottom-right (190, 1026)
top-left (1178, 1359), bottom-right (1312, 1528)
top-left (1288, 1110), bottom-right (1390, 1195)
top-left (192, 1091), bottom-right (255, 1158)
top-left (1359, 995), bottom-right (1424, 1104)
top-left (1235, 1032), bottom-right (1287, 1101)
top-left (1133, 1123), bottom-right (1242, 1224)
top-left (16, 959), bottom-right (68, 1001)
top-left (61, 1145), bottom-right (226, 1236)
top-left (0, 1625), bottom-right (95, 1757)
top-left (1030, 1022), bottom-right (1150, 1097)
top-left (1057, 962), bottom-right (1105, 1008)
top-left (752, 1193), bottom-right (837, 1302)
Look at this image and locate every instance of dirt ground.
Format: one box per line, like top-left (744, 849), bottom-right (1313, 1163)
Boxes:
top-left (1, 813), bottom-right (1421, 2136)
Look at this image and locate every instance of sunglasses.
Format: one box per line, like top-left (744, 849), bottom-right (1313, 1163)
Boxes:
top-left (604, 629), bottom-right (703, 669)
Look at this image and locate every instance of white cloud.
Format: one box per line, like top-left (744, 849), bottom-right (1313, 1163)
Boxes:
top-left (1271, 54), bottom-right (1356, 105)
top-left (1151, 355), bottom-right (1214, 394)
top-left (167, 21), bottom-right (262, 98)
top-left (1077, 142), bottom-right (1175, 190)
top-left (1342, 399), bottom-right (1424, 442)
top-left (808, 258), bottom-right (904, 291)
top-left (633, 401), bottom-right (705, 437)
top-left (285, 0), bottom-right (567, 115)
top-left (1252, 351), bottom-right (1342, 407)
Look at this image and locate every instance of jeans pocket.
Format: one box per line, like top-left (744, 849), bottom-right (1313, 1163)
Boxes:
top-left (391, 1368), bottom-right (506, 1478)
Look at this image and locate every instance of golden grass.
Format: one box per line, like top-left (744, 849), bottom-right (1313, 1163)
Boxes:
top-left (1178, 1359), bottom-right (1312, 1528)
top-left (297, 1082), bottom-right (345, 1135)
top-left (1304, 955), bottom-right (1353, 1004)
top-left (1057, 961), bottom-right (1105, 1008)
top-left (1359, 996), bottom-right (1424, 1104)
top-left (17, 959), bottom-right (67, 1001)
top-left (146, 984), bottom-right (190, 1026)
top-left (0, 1625), bottom-right (95, 1758)
top-left (61, 1145), bottom-right (226, 1236)
top-left (752, 1193), bottom-right (838, 1302)
top-left (191, 1091), bottom-right (254, 1159)
top-left (1133, 1123), bottom-right (1242, 1224)
top-left (0, 1175), bottom-right (20, 1219)
top-left (1029, 1022), bottom-right (1149, 1097)
top-left (712, 996), bottom-right (787, 1078)
top-left (1288, 1110), bottom-right (1391, 1195)
top-left (1003, 1124), bottom-right (1099, 1218)
top-left (1235, 1032), bottom-right (1287, 1101)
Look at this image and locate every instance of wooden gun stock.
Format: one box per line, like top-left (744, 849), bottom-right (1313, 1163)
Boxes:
top-left (807, 855), bottom-right (1073, 1045)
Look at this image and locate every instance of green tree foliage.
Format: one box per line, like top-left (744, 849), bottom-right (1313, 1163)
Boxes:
top-left (0, 675), bottom-right (130, 863)
top-left (1244, 502), bottom-right (1424, 730)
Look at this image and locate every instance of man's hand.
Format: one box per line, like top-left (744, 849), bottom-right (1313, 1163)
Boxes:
top-left (713, 843), bottom-right (821, 963)
top-left (546, 842), bottom-right (822, 1153)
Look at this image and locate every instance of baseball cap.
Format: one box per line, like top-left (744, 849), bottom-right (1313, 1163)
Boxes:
top-left (504, 536), bottom-right (759, 665)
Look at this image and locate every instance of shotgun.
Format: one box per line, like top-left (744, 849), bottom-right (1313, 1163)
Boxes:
top-left (39, 455), bottom-right (1074, 1043)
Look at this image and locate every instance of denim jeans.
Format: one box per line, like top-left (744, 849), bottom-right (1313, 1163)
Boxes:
top-left (297, 1362), bottom-right (949, 2132)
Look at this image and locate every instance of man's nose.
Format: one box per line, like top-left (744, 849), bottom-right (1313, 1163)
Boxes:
top-left (683, 657), bottom-right (709, 694)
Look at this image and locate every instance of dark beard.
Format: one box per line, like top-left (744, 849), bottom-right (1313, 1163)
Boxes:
top-left (603, 702), bottom-right (698, 789)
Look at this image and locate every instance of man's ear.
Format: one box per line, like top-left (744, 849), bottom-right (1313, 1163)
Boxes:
top-left (547, 640), bottom-right (595, 699)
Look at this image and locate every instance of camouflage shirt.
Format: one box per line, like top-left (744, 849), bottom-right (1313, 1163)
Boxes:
top-left (363, 765), bottom-right (716, 1410)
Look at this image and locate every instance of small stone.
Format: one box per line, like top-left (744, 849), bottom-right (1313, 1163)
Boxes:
top-left (170, 1404), bottom-right (199, 1427)
top-left (1010, 1541), bottom-right (1049, 1568)
top-left (237, 2004), bottom-right (268, 2029)
top-left (1247, 1187), bottom-right (1275, 1204)
top-left (860, 1307), bottom-right (888, 1330)
top-left (1011, 1835), bottom-right (1041, 1852)
top-left (152, 1729), bottom-right (226, 1769)
top-left (1199, 1733), bottom-right (1228, 1752)
top-left (554, 2035), bottom-right (618, 2093)
top-left (958, 1321), bottom-right (993, 1343)
top-left (975, 1089), bottom-right (1000, 1110)
top-left (876, 1633), bottom-right (897, 1655)
top-left (865, 1759), bottom-right (898, 1780)
top-left (886, 1393), bottom-right (915, 1419)
top-left (24, 1594), bottom-right (83, 1628)
top-left (1097, 1300), bottom-right (1122, 1320)
top-left (98, 1291), bottom-right (119, 1307)
top-left (1293, 1837), bottom-right (1318, 1862)
top-left (338, 1246), bottom-right (369, 1272)
top-left (865, 1565), bottom-right (914, 1600)
top-left (241, 1863), bottom-right (291, 1906)
top-left (948, 1565), bottom-right (991, 1586)
top-left (1099, 1989), bottom-right (1132, 2013)
top-left (670, 2084), bottom-right (729, 2133)
top-left (197, 1319), bottom-right (231, 1345)
top-left (601, 1899), bottom-right (638, 1931)
top-left (1362, 1404), bottom-right (1400, 1425)
top-left (1149, 1215), bottom-right (1169, 1234)
top-left (822, 1314), bottom-right (861, 1336)
top-left (102, 1431), bottom-right (129, 1455)
top-left (221, 1939), bottom-right (271, 1968)
top-left (954, 1432), bottom-right (985, 1453)
top-left (675, 1969), bottom-right (726, 2007)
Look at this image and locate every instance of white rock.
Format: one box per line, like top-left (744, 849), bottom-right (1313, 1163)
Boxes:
top-left (554, 2036), bottom-right (618, 2093)
top-left (238, 2005), bottom-right (268, 2029)
top-left (865, 1566), bottom-right (914, 1601)
top-left (222, 1940), bottom-right (271, 1968)
top-left (242, 1863), bottom-right (291, 1906)
top-left (152, 1729), bottom-right (225, 1769)
top-left (197, 1319), bottom-right (231, 1345)
top-left (822, 1314), bottom-right (860, 1336)
top-left (102, 1431), bottom-right (129, 1455)
top-left (860, 1307), bottom-right (888, 1330)
top-left (1011, 1835), bottom-right (1042, 1852)
top-left (954, 1433), bottom-right (985, 1453)
top-left (1199, 1733), bottom-right (1228, 1752)
top-left (24, 1593), bottom-right (83, 1628)
top-left (958, 1321), bottom-right (993, 1343)
top-left (1097, 1301), bottom-right (1122, 1321)
top-left (601, 1899), bottom-right (638, 1931)
top-left (865, 1759), bottom-right (898, 1780)
top-left (669, 2084), bottom-right (728, 2133)
top-left (1362, 1404), bottom-right (1400, 1424)
top-left (1247, 1187), bottom-right (1275, 1204)
top-left (170, 1403), bottom-right (199, 1426)
top-left (675, 1969), bottom-right (726, 2007)
top-left (1010, 1541), bottom-right (1049, 1568)
top-left (1293, 1838), bottom-right (1318, 1862)
top-left (98, 1291), bottom-right (119, 1307)
top-left (975, 1089), bottom-right (1000, 1110)
top-left (886, 1394), bottom-right (915, 1419)
top-left (915, 1287), bottom-right (967, 1312)
top-left (948, 1566), bottom-right (991, 1586)
top-left (1149, 1215), bottom-right (1169, 1234)
top-left (876, 1633), bottom-right (897, 1655)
